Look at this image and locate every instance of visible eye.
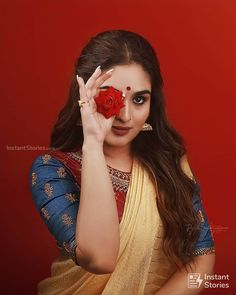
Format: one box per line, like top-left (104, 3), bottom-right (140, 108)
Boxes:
top-left (133, 96), bottom-right (147, 105)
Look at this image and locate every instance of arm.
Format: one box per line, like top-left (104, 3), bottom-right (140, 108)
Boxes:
top-left (29, 155), bottom-right (81, 262)
top-left (75, 141), bottom-right (120, 273)
top-left (30, 152), bottom-right (119, 275)
top-left (155, 253), bottom-right (215, 295)
top-left (30, 68), bottom-right (119, 274)
top-left (75, 68), bottom-right (120, 273)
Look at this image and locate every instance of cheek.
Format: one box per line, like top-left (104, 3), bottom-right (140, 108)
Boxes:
top-left (133, 106), bottom-right (150, 127)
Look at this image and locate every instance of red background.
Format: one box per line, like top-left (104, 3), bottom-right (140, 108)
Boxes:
top-left (1, 0), bottom-right (235, 294)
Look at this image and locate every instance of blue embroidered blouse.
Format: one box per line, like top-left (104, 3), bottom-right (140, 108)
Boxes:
top-left (29, 152), bottom-right (215, 264)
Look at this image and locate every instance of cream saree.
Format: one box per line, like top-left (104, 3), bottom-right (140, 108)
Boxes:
top-left (38, 158), bottom-right (175, 295)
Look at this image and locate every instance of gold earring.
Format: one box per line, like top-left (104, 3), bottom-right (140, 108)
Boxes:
top-left (141, 122), bottom-right (153, 131)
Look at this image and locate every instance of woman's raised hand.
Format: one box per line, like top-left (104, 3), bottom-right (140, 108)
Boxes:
top-left (76, 66), bottom-right (114, 145)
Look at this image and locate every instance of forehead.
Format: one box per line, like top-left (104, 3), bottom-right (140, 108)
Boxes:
top-left (101, 63), bottom-right (151, 92)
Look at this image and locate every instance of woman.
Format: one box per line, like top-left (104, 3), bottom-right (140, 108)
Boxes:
top-left (29, 30), bottom-right (215, 294)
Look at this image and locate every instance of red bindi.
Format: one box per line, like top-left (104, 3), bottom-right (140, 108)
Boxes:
top-left (126, 86), bottom-right (131, 91)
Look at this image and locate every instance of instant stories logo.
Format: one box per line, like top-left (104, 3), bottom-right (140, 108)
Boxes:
top-left (188, 273), bottom-right (230, 289)
top-left (188, 273), bottom-right (203, 288)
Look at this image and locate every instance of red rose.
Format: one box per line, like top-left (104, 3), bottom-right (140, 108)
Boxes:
top-left (95, 86), bottom-right (125, 119)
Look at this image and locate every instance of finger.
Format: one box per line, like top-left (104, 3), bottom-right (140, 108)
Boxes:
top-left (86, 88), bottom-right (93, 101)
top-left (87, 68), bottom-right (114, 100)
top-left (94, 69), bottom-right (114, 88)
top-left (89, 97), bottom-right (98, 112)
top-left (76, 75), bottom-right (88, 101)
top-left (90, 87), bottom-right (99, 98)
top-left (78, 100), bottom-right (92, 124)
top-left (85, 66), bottom-right (102, 89)
top-left (76, 76), bottom-right (92, 117)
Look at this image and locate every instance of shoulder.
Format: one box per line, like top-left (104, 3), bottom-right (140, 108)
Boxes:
top-left (179, 154), bottom-right (196, 182)
top-left (179, 153), bottom-right (201, 198)
top-left (30, 153), bottom-right (63, 169)
top-left (29, 153), bottom-right (74, 188)
top-left (29, 153), bottom-right (80, 207)
top-left (29, 153), bottom-right (66, 174)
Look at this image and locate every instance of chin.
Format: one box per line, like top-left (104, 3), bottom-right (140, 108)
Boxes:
top-left (104, 133), bottom-right (134, 148)
top-left (104, 138), bottom-right (130, 148)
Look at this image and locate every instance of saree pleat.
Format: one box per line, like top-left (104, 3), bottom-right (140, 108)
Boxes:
top-left (143, 225), bottom-right (176, 294)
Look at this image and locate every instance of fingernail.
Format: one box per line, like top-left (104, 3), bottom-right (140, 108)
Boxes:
top-left (106, 68), bottom-right (114, 74)
top-left (95, 65), bottom-right (101, 71)
top-left (76, 75), bottom-right (81, 81)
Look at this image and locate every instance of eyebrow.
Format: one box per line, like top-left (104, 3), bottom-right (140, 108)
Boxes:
top-left (99, 86), bottom-right (151, 96)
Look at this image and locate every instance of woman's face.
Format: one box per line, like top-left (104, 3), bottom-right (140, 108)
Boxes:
top-left (100, 63), bottom-right (151, 148)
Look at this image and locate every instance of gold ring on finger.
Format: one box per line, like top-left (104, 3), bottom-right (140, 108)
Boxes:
top-left (78, 100), bottom-right (87, 108)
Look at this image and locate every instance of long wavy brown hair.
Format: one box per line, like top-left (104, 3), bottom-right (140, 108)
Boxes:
top-left (50, 30), bottom-right (200, 266)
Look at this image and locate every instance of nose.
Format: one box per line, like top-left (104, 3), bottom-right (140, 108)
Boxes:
top-left (116, 99), bottom-right (131, 122)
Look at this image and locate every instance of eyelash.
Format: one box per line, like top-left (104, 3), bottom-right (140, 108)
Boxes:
top-left (132, 96), bottom-right (147, 105)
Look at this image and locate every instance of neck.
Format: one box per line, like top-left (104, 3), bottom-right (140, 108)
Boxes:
top-left (103, 143), bottom-right (133, 172)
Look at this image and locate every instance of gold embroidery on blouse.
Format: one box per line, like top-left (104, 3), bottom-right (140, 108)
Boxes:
top-left (192, 247), bottom-right (215, 256)
top-left (197, 210), bottom-right (205, 223)
top-left (62, 241), bottom-right (77, 263)
top-left (68, 151), bottom-right (131, 193)
top-left (57, 167), bottom-right (67, 178)
top-left (62, 214), bottom-right (73, 227)
top-left (42, 154), bottom-right (52, 164)
top-left (65, 193), bottom-right (77, 203)
top-left (32, 172), bottom-right (37, 186)
top-left (107, 166), bottom-right (131, 193)
top-left (44, 183), bottom-right (53, 197)
top-left (41, 207), bottom-right (50, 220)
top-left (62, 241), bottom-right (71, 253)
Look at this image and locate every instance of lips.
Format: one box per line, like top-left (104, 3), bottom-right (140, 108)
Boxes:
top-left (112, 126), bottom-right (132, 136)
top-left (112, 126), bottom-right (132, 130)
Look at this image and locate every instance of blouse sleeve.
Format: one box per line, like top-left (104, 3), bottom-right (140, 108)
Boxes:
top-left (192, 180), bottom-right (215, 256)
top-left (29, 154), bottom-right (80, 264)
